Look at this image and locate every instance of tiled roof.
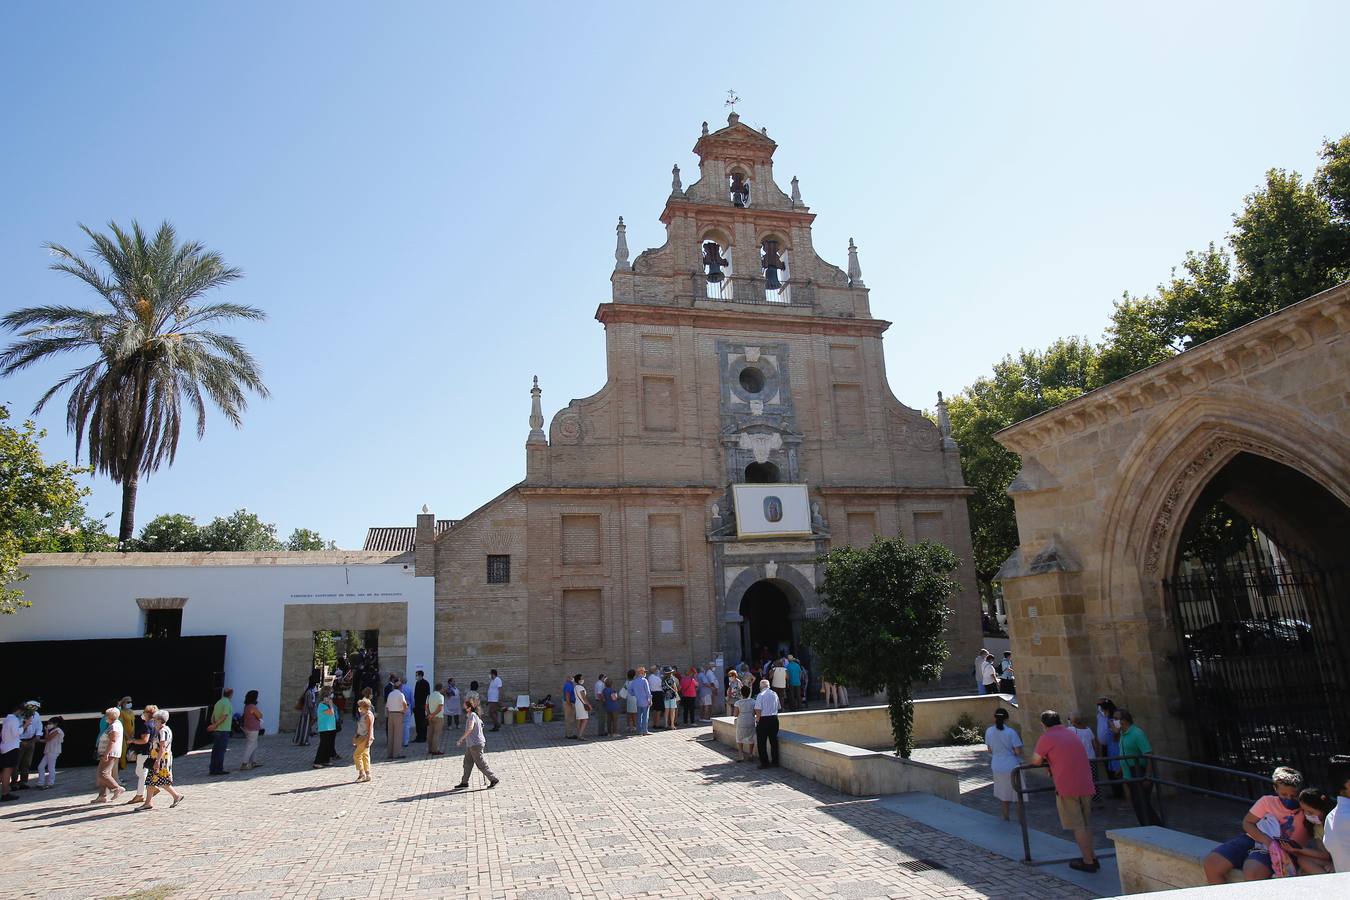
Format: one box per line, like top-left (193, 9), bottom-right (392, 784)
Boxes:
top-left (362, 519), bottom-right (456, 553)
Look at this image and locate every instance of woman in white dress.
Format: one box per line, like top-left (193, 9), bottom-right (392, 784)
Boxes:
top-left (733, 684), bottom-right (757, 761)
top-left (573, 674), bottom-right (591, 741)
top-left (985, 707), bottom-right (1023, 820)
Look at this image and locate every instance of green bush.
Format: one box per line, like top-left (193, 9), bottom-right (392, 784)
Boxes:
top-left (945, 712), bottom-right (984, 746)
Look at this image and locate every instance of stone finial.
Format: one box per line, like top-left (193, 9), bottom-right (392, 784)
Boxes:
top-left (701, 121), bottom-right (709, 136)
top-left (760, 126), bottom-right (768, 136)
top-left (527, 375), bottom-right (546, 444)
top-left (847, 237), bottom-right (865, 287)
top-left (935, 391), bottom-right (958, 450)
top-left (727, 110), bottom-right (740, 126)
top-left (614, 216), bottom-right (629, 272)
top-left (790, 176), bottom-right (801, 206)
top-left (421, 504), bottom-right (430, 514)
top-left (671, 164), bottom-right (683, 196)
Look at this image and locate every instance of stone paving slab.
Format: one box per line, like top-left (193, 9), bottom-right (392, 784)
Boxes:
top-left (0, 723), bottom-right (1090, 899)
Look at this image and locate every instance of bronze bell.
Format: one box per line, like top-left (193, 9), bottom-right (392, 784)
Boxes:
top-left (703, 241), bottom-right (728, 283)
top-left (761, 239), bottom-right (786, 290)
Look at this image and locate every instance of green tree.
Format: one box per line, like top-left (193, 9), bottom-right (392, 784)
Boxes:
top-left (285, 528), bottom-right (336, 551)
top-left (804, 538), bottom-right (958, 757)
top-left (0, 220), bottom-right (269, 545)
top-left (135, 513), bottom-right (203, 552)
top-left (1098, 134), bottom-right (1350, 383)
top-left (945, 338), bottom-right (1101, 605)
top-left (198, 508), bottom-right (283, 552)
top-left (1, 404), bottom-right (115, 612)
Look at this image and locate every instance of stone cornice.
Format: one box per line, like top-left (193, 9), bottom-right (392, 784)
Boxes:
top-left (813, 486), bottom-right (976, 498)
top-left (596, 302), bottom-right (889, 338)
top-left (659, 198), bottom-right (816, 228)
top-left (517, 485), bottom-right (719, 498)
top-left (19, 550), bottom-right (411, 568)
top-left (996, 281), bottom-right (1350, 454)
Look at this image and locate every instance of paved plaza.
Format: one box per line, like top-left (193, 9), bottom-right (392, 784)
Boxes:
top-left (0, 722), bottom-right (1094, 900)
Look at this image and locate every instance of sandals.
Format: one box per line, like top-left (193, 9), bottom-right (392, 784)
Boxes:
top-left (170, 796), bottom-right (184, 808)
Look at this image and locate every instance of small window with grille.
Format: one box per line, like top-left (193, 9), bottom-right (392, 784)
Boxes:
top-left (487, 554), bottom-right (511, 584)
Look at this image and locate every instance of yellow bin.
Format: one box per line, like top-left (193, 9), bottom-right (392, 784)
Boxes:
top-left (544, 706), bottom-right (553, 722)
top-left (515, 709), bottom-right (526, 724)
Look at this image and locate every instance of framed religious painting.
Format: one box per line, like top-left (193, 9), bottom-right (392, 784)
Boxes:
top-left (732, 484), bottom-right (811, 538)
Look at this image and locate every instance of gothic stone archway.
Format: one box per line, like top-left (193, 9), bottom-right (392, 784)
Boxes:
top-left (994, 284), bottom-right (1350, 766)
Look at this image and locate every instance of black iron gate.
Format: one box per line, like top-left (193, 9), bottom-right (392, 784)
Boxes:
top-left (1164, 532), bottom-right (1349, 787)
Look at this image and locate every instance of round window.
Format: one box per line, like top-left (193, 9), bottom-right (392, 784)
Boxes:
top-left (739, 367), bottom-right (766, 394)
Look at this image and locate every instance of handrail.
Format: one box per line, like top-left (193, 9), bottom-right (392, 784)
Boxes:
top-left (1010, 753), bottom-right (1272, 863)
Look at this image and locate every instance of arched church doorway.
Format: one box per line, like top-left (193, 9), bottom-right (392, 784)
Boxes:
top-left (1163, 452), bottom-right (1350, 785)
top-left (740, 580), bottom-right (796, 661)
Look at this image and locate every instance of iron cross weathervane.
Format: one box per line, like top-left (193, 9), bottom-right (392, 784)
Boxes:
top-left (725, 89), bottom-right (740, 110)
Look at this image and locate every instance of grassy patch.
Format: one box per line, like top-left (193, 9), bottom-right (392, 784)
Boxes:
top-left (102, 886), bottom-right (179, 900)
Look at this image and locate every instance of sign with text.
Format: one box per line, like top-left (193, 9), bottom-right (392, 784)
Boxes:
top-left (732, 484), bottom-right (811, 538)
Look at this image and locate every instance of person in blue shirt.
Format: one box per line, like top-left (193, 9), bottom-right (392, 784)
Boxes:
top-left (630, 668), bottom-right (652, 735)
top-left (786, 656), bottom-right (804, 710)
top-left (562, 676), bottom-right (577, 739)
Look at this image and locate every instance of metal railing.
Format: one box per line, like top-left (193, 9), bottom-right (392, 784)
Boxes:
top-left (1010, 753), bottom-right (1274, 863)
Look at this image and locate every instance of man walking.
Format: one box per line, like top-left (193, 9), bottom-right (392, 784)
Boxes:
top-left (413, 670), bottom-right (431, 743)
top-left (1031, 710), bottom-right (1100, 874)
top-left (207, 688), bottom-right (234, 776)
top-left (1115, 709), bottom-right (1161, 826)
top-left (384, 676), bottom-right (407, 759)
top-left (753, 679), bottom-right (781, 769)
top-left (425, 682), bottom-right (445, 755)
top-left (487, 669), bottom-right (503, 732)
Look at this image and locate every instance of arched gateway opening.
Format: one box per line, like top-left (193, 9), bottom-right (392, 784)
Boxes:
top-left (1164, 452), bottom-right (1350, 784)
top-left (740, 580), bottom-right (796, 661)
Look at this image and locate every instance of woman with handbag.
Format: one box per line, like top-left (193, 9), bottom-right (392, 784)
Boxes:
top-left (137, 709), bottom-right (183, 810)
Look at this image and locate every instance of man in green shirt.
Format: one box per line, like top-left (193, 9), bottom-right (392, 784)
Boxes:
top-left (425, 684), bottom-right (446, 755)
top-left (207, 688), bottom-right (234, 775)
top-left (1115, 709), bottom-right (1161, 825)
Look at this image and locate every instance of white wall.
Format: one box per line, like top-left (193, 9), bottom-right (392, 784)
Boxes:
top-left (1, 559), bottom-right (434, 733)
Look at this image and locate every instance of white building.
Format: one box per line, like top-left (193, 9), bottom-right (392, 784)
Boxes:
top-left (3, 551), bottom-right (435, 733)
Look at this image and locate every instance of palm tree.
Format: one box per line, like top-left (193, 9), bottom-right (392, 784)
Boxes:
top-left (1, 221), bottom-right (269, 545)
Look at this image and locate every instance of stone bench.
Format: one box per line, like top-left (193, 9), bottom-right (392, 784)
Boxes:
top-left (711, 717), bottom-right (960, 800)
top-left (1107, 826), bottom-right (1242, 894)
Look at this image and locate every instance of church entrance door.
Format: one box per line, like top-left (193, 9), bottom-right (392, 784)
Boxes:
top-left (740, 580), bottom-right (795, 661)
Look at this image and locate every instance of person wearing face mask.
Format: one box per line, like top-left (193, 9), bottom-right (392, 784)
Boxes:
top-left (1203, 766), bottom-right (1310, 882)
top-left (1114, 709), bottom-right (1161, 826)
top-left (1095, 698), bottom-right (1123, 798)
top-left (1287, 787), bottom-right (1335, 875)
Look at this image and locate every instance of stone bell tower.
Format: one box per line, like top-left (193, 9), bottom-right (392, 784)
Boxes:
top-left (514, 112), bottom-right (979, 689)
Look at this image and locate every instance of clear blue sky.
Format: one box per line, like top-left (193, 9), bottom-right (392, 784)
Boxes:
top-left (2, 3), bottom-right (1346, 548)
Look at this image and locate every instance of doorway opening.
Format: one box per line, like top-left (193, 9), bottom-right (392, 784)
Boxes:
top-left (740, 580), bottom-right (795, 662)
top-left (1163, 452), bottom-right (1350, 785)
top-left (312, 629), bottom-right (379, 676)
top-left (745, 461), bottom-right (781, 484)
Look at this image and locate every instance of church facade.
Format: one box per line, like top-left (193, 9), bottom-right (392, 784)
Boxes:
top-left (413, 114), bottom-right (981, 698)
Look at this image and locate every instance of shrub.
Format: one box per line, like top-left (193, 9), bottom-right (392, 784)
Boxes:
top-left (945, 712), bottom-right (984, 746)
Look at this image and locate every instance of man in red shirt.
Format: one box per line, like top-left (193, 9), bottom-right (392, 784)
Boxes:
top-left (1031, 709), bottom-right (1100, 873)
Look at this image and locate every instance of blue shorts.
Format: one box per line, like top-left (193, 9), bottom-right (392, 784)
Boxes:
top-left (1211, 835), bottom-right (1286, 873)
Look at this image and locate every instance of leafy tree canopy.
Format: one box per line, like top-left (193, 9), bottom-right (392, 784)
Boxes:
top-left (129, 509), bottom-right (336, 552)
top-left (945, 338), bottom-right (1101, 603)
top-left (951, 133), bottom-right (1350, 608)
top-left (1, 404), bottom-right (115, 612)
top-left (804, 538), bottom-right (958, 757)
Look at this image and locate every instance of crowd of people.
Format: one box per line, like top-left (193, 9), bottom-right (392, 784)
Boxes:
top-left (983, 700), bottom-right (1350, 880)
